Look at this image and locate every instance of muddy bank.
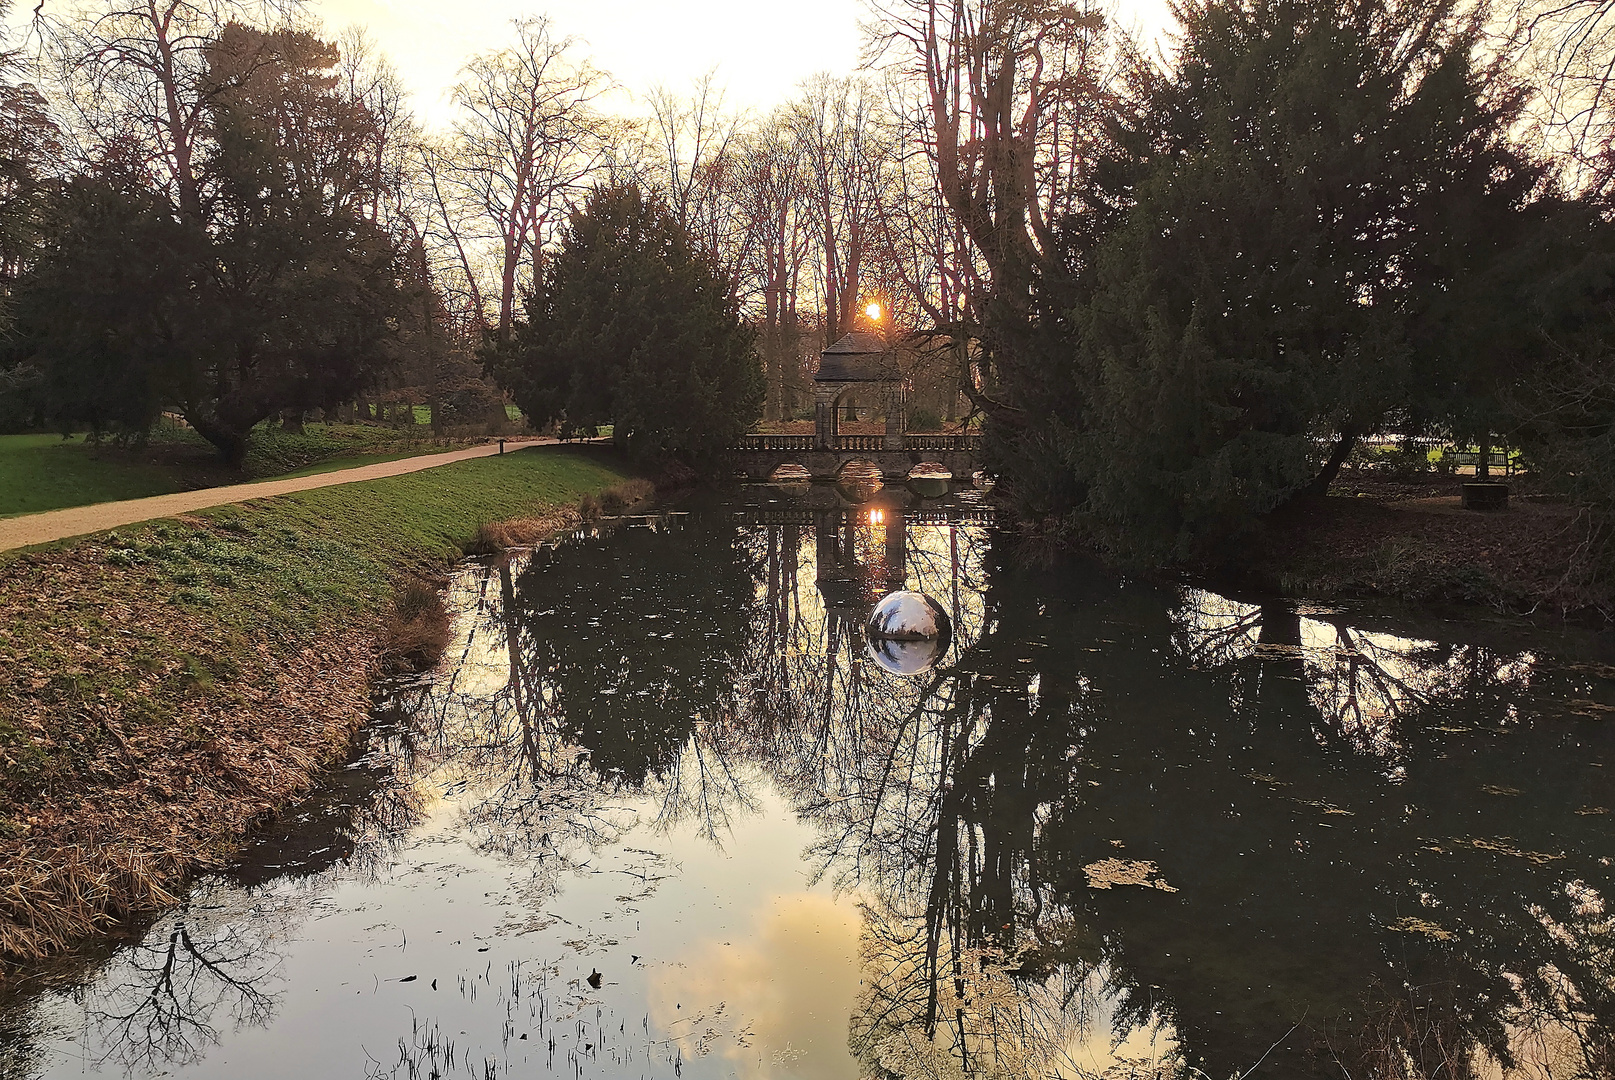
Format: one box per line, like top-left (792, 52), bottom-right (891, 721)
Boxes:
top-left (0, 448), bottom-right (638, 973)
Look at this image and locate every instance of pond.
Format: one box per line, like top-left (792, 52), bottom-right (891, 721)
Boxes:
top-left (3, 482), bottom-right (1614, 1079)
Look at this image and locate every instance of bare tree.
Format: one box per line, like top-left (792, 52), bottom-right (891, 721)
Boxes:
top-left (1514, 0), bottom-right (1615, 194)
top-left (646, 72), bottom-right (754, 288)
top-left (866, 0), bottom-right (1109, 323)
top-left (790, 74), bottom-right (892, 345)
top-left (732, 111), bottom-right (812, 419)
top-left (333, 26), bottom-right (417, 228)
top-left (433, 17), bottom-right (613, 343)
top-left (42, 0), bottom-right (296, 222)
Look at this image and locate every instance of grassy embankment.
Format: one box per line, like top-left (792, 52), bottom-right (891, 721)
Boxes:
top-left (0, 423), bottom-right (498, 518)
top-left (0, 445), bottom-right (643, 969)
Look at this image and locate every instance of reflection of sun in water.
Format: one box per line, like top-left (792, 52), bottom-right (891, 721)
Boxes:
top-left (650, 893), bottom-right (861, 1078)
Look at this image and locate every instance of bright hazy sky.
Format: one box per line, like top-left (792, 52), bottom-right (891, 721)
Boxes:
top-left (312, 0), bottom-right (869, 128)
top-left (308, 0), bottom-right (1174, 129)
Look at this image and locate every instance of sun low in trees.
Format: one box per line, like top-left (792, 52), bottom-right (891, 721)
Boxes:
top-left (489, 182), bottom-right (762, 470)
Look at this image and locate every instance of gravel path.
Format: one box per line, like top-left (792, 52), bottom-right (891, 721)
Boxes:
top-left (0, 438), bottom-right (561, 553)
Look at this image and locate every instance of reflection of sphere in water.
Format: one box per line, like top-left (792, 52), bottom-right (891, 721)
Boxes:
top-left (868, 635), bottom-right (946, 676)
top-left (866, 591), bottom-right (953, 675)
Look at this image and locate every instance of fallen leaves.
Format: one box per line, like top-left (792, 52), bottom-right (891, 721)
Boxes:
top-left (1083, 858), bottom-right (1180, 893)
top-left (1388, 916), bottom-right (1458, 942)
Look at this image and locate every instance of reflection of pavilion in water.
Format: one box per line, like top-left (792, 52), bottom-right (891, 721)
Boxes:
top-left (744, 492), bottom-right (985, 675)
top-left (814, 505), bottom-right (905, 639)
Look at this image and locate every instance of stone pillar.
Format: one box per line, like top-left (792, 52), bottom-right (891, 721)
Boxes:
top-left (884, 381), bottom-right (907, 451)
top-left (815, 385), bottom-right (841, 450)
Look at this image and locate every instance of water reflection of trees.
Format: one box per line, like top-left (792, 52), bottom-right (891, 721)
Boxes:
top-left (400, 500), bottom-right (1615, 1079)
top-left (71, 885), bottom-right (295, 1075)
top-left (393, 512), bottom-right (767, 883)
top-left (1171, 590), bottom-right (1541, 766)
top-left (727, 522), bottom-right (1615, 1078)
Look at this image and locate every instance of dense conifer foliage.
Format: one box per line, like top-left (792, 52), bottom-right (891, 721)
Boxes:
top-left (491, 183), bottom-right (761, 468)
top-left (973, 0), bottom-right (1615, 563)
top-left (7, 24), bottom-right (414, 463)
top-left (0, 20), bottom-right (415, 457)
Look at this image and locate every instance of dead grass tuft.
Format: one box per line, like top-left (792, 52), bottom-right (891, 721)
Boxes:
top-left (578, 476), bottom-right (654, 524)
top-left (380, 579), bottom-right (451, 675)
top-left (461, 507), bottom-right (581, 555)
top-left (598, 477), bottom-right (655, 513)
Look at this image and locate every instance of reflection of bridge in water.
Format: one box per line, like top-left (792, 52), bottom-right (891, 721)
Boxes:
top-left (748, 500), bottom-right (992, 679)
top-left (730, 506), bottom-right (995, 528)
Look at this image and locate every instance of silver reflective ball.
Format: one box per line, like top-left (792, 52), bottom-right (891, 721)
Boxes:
top-left (866, 591), bottom-right (953, 676)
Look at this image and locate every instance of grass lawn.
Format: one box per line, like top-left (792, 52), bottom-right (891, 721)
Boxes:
top-left (0, 434), bottom-right (196, 517)
top-left (0, 423), bottom-right (496, 519)
top-left (0, 444), bottom-right (637, 963)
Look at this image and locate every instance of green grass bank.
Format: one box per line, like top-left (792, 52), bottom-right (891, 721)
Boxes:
top-left (0, 423), bottom-right (498, 518)
top-left (0, 445), bottom-right (634, 970)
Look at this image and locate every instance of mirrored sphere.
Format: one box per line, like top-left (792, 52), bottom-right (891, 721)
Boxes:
top-left (866, 591), bottom-right (953, 675)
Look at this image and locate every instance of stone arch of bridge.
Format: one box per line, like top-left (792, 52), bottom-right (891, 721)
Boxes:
top-left (814, 379), bottom-right (906, 451)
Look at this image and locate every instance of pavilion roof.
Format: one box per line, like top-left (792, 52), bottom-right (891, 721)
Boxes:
top-left (815, 330), bottom-right (897, 382)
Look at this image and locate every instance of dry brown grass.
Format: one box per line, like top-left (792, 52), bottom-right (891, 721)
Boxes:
top-left (462, 507), bottom-right (581, 555)
top-left (462, 477), bottom-right (653, 551)
top-left (380, 579), bottom-right (452, 675)
top-left (599, 477), bottom-right (655, 513)
top-left (0, 612), bottom-right (375, 965)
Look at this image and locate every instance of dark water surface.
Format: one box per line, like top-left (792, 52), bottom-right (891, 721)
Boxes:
top-left (3, 484), bottom-right (1614, 1079)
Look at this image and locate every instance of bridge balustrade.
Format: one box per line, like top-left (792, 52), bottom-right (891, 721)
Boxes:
top-left (903, 434), bottom-right (982, 452)
top-left (727, 432), bottom-right (983, 453)
top-left (835, 435), bottom-right (888, 452)
top-left (734, 434), bottom-right (817, 451)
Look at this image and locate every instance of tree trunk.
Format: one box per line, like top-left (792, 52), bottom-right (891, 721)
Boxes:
top-left (1304, 427), bottom-right (1359, 497)
top-left (1476, 434), bottom-right (1491, 479)
top-left (189, 416), bottom-right (250, 468)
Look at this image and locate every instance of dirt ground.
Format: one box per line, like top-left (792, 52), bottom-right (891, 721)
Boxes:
top-left (1248, 470), bottom-right (1608, 621)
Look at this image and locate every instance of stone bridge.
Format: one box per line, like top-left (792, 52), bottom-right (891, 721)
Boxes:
top-left (728, 433), bottom-right (983, 481)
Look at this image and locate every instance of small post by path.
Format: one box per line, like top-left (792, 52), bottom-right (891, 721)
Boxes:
top-left (499, 439), bottom-right (505, 455)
